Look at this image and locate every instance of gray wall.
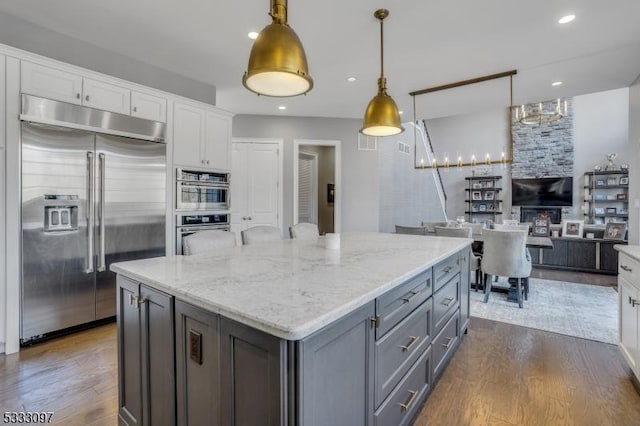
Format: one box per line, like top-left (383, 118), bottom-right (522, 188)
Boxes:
top-left (629, 76), bottom-right (640, 245)
top-left (0, 11), bottom-right (215, 104)
top-left (298, 145), bottom-right (335, 234)
top-left (232, 115), bottom-right (379, 234)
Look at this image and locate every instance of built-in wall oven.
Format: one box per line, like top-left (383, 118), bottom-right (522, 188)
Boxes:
top-left (176, 212), bottom-right (230, 254)
top-left (176, 168), bottom-right (230, 211)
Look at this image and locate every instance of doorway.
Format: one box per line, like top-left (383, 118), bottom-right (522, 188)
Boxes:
top-left (293, 139), bottom-right (341, 234)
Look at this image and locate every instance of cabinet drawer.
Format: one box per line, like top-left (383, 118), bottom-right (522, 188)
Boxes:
top-left (375, 270), bottom-right (432, 339)
top-left (374, 347), bottom-right (431, 426)
top-left (619, 253), bottom-right (640, 285)
top-left (375, 300), bottom-right (431, 407)
top-left (433, 255), bottom-right (460, 292)
top-left (433, 274), bottom-right (460, 336)
top-left (432, 311), bottom-right (460, 379)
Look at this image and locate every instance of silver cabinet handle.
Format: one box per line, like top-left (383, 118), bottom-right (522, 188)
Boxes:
top-left (398, 390), bottom-right (418, 412)
top-left (206, 160), bottom-right (210, 165)
top-left (201, 159), bottom-right (205, 164)
top-left (400, 336), bottom-right (420, 352)
top-left (248, 216), bottom-right (252, 220)
top-left (128, 294), bottom-right (147, 308)
top-left (132, 106), bottom-right (137, 112)
top-left (76, 93), bottom-right (81, 99)
top-left (621, 265), bottom-right (633, 273)
top-left (97, 153), bottom-right (106, 272)
top-left (442, 297), bottom-right (454, 307)
top-left (441, 336), bottom-right (454, 349)
top-left (242, 217), bottom-right (247, 220)
top-left (402, 290), bottom-right (421, 304)
top-left (85, 95), bottom-right (90, 102)
top-left (631, 296), bottom-right (640, 308)
top-left (85, 152), bottom-right (94, 273)
top-left (443, 266), bottom-right (453, 274)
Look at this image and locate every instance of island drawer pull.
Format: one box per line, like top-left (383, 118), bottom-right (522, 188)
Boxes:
top-left (400, 336), bottom-right (420, 352)
top-left (441, 297), bottom-right (454, 307)
top-left (402, 290), bottom-right (421, 304)
top-left (443, 266), bottom-right (453, 274)
top-left (398, 390), bottom-right (418, 412)
top-left (621, 265), bottom-right (633, 273)
top-left (440, 337), bottom-right (454, 349)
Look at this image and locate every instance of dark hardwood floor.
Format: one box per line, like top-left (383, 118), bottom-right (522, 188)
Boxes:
top-left (2, 315), bottom-right (640, 425)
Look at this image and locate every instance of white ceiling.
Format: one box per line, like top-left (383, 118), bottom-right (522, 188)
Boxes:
top-left (2, 0), bottom-right (640, 120)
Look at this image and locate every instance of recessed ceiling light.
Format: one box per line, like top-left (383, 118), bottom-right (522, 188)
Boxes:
top-left (347, 77), bottom-right (357, 82)
top-left (552, 81), bottom-right (563, 87)
top-left (558, 14), bottom-right (575, 24)
top-left (278, 105), bottom-right (287, 110)
top-left (248, 31), bottom-right (259, 40)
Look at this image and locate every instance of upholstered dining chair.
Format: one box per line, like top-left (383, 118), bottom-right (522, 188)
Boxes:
top-left (481, 229), bottom-right (532, 308)
top-left (183, 230), bottom-right (236, 255)
top-left (241, 225), bottom-right (281, 245)
top-left (421, 221), bottom-right (449, 233)
top-left (289, 223), bottom-right (320, 239)
top-left (395, 225), bottom-right (429, 235)
top-left (461, 223), bottom-right (484, 236)
top-left (434, 226), bottom-right (482, 286)
top-left (493, 223), bottom-right (530, 232)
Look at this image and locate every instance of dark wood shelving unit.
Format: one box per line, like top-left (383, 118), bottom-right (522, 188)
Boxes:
top-left (465, 176), bottom-right (502, 225)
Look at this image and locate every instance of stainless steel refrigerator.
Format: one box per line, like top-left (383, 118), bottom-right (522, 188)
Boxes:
top-left (20, 95), bottom-right (167, 343)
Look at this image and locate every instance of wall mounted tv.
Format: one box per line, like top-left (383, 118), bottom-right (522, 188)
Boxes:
top-left (511, 177), bottom-right (573, 206)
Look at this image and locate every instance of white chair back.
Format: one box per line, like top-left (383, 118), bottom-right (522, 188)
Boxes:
top-left (481, 229), bottom-right (531, 278)
top-left (420, 221), bottom-right (448, 233)
top-left (183, 230), bottom-right (236, 255)
top-left (493, 223), bottom-right (530, 232)
top-left (241, 226), bottom-right (281, 245)
top-left (434, 226), bottom-right (472, 238)
top-left (289, 223), bottom-right (320, 239)
top-left (395, 225), bottom-right (428, 235)
top-left (461, 223), bottom-right (484, 235)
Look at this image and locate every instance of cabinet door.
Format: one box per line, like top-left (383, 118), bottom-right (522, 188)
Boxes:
top-left (21, 61), bottom-right (82, 105)
top-left (619, 277), bottom-right (639, 374)
top-left (230, 143), bottom-right (248, 232)
top-left (141, 285), bottom-right (175, 426)
top-left (600, 242), bottom-right (620, 272)
top-left (298, 302), bottom-right (375, 426)
top-left (175, 301), bottom-right (220, 426)
top-left (173, 102), bottom-right (205, 168)
top-left (131, 91), bottom-right (167, 123)
top-left (117, 276), bottom-right (143, 426)
top-left (542, 239), bottom-right (568, 266)
top-left (566, 240), bottom-right (596, 270)
top-left (83, 78), bottom-right (131, 114)
top-left (203, 111), bottom-right (231, 170)
top-left (220, 319), bottom-right (286, 426)
top-left (459, 248), bottom-right (471, 334)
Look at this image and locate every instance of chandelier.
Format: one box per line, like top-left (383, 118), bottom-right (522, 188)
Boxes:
top-left (513, 98), bottom-right (567, 125)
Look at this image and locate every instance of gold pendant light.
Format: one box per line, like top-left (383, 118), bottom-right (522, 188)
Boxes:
top-left (243, 0), bottom-right (313, 97)
top-left (360, 9), bottom-right (404, 137)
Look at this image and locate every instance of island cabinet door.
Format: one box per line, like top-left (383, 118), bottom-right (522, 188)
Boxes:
top-left (175, 301), bottom-right (221, 426)
top-left (297, 302), bottom-right (376, 426)
top-left (117, 276), bottom-right (175, 426)
top-left (458, 248), bottom-right (471, 334)
top-left (220, 319), bottom-right (287, 426)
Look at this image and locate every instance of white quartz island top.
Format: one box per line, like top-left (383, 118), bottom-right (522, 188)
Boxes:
top-left (111, 232), bottom-right (470, 340)
top-left (615, 244), bottom-right (640, 263)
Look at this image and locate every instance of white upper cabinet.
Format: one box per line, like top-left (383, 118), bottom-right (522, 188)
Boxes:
top-left (131, 90), bottom-right (167, 122)
top-left (173, 101), bottom-right (232, 171)
top-left (21, 61), bottom-right (83, 105)
top-left (20, 61), bottom-right (168, 122)
top-left (82, 78), bottom-right (130, 115)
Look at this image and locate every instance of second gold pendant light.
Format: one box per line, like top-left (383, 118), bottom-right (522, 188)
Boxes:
top-left (360, 9), bottom-right (404, 137)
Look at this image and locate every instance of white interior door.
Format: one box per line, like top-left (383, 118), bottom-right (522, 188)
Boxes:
top-left (298, 152), bottom-right (318, 224)
top-left (247, 143), bottom-right (280, 228)
top-left (230, 143), bottom-right (248, 231)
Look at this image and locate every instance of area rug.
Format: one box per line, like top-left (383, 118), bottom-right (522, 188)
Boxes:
top-left (470, 278), bottom-right (618, 345)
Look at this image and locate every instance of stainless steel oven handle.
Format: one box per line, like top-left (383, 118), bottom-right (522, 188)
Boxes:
top-left (177, 181), bottom-right (230, 189)
top-left (178, 225), bottom-right (230, 233)
top-left (85, 152), bottom-right (94, 274)
top-left (97, 153), bottom-right (106, 272)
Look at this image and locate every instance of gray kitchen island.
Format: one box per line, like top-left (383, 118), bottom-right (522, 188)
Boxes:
top-left (111, 232), bottom-right (471, 426)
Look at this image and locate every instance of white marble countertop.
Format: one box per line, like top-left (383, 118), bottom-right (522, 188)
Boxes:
top-left (615, 244), bottom-right (640, 263)
top-left (111, 232), bottom-right (470, 340)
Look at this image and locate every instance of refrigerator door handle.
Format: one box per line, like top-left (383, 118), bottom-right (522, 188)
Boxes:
top-left (98, 153), bottom-right (107, 272)
top-left (86, 152), bottom-right (95, 273)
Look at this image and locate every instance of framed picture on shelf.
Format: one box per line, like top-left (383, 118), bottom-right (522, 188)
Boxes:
top-left (471, 205), bottom-right (479, 212)
top-left (479, 204), bottom-right (487, 212)
top-left (593, 217), bottom-right (604, 225)
top-left (488, 204), bottom-right (496, 212)
top-left (472, 191), bottom-right (482, 200)
top-left (532, 217), bottom-right (550, 237)
top-left (620, 176), bottom-right (629, 185)
top-left (595, 194), bottom-right (606, 200)
top-left (618, 208), bottom-right (628, 215)
top-left (594, 207), bottom-right (605, 215)
top-left (595, 179), bottom-right (606, 186)
top-left (604, 222), bottom-right (627, 240)
top-left (484, 190), bottom-right (495, 200)
top-left (617, 193), bottom-right (627, 200)
top-left (472, 182), bottom-right (482, 189)
top-left (606, 207), bottom-right (617, 214)
top-left (607, 177), bottom-right (617, 186)
top-left (482, 181), bottom-right (494, 189)
top-left (562, 220), bottom-right (584, 238)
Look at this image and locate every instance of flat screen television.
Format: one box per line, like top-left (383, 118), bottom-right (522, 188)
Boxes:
top-left (511, 177), bottom-right (573, 206)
